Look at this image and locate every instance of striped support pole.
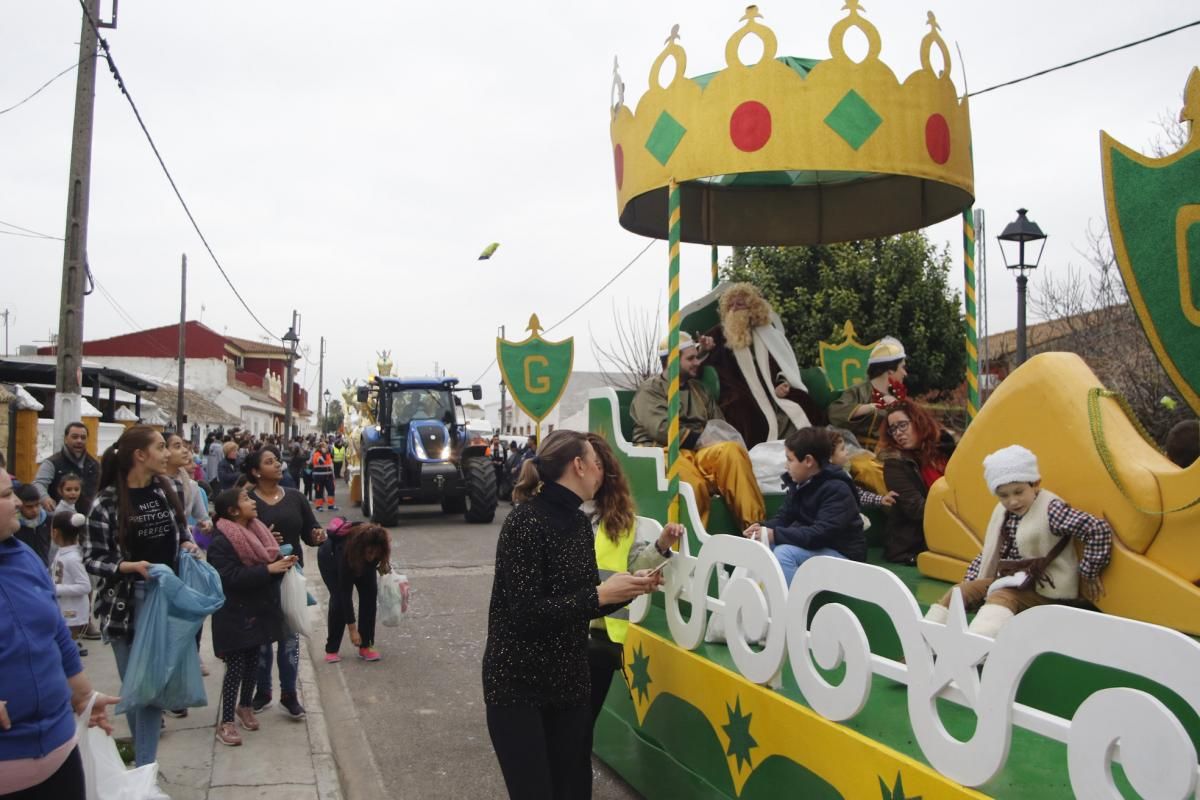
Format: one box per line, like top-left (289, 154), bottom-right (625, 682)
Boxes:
top-left (666, 180), bottom-right (682, 523)
top-left (962, 207), bottom-right (980, 423)
top-left (711, 244), bottom-right (719, 289)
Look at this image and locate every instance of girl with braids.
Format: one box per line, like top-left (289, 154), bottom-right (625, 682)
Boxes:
top-left (482, 430), bottom-right (661, 799)
top-left (242, 446), bottom-right (326, 719)
top-left (82, 425), bottom-right (199, 770)
top-left (877, 400), bottom-right (958, 565)
top-left (584, 433), bottom-right (684, 724)
top-left (316, 520), bottom-right (391, 662)
top-left (207, 488), bottom-right (296, 746)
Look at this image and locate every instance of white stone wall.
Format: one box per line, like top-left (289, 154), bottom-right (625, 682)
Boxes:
top-left (82, 356), bottom-right (230, 392)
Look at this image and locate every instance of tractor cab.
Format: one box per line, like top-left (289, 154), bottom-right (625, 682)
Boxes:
top-left (356, 376), bottom-right (496, 526)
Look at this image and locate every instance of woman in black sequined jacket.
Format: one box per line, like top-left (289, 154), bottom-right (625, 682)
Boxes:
top-left (482, 430), bottom-right (659, 799)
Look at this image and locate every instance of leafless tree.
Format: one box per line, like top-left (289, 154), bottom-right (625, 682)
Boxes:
top-left (1029, 223), bottom-right (1181, 441)
top-left (590, 300), bottom-right (662, 392)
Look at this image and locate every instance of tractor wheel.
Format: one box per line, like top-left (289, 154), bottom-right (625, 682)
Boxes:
top-left (360, 464), bottom-right (373, 518)
top-left (463, 456), bottom-right (498, 523)
top-left (441, 495), bottom-right (466, 514)
top-left (368, 459), bottom-right (402, 527)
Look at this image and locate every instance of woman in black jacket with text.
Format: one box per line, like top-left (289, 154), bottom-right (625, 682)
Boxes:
top-left (482, 430), bottom-right (659, 799)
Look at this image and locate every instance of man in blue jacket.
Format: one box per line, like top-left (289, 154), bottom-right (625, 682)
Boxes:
top-left (743, 427), bottom-right (865, 589)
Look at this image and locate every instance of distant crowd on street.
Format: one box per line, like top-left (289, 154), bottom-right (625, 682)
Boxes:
top-left (1, 422), bottom-right (390, 799)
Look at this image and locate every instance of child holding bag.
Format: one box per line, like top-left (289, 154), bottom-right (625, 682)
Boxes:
top-left (317, 518), bottom-right (390, 662)
top-left (207, 488), bottom-right (297, 746)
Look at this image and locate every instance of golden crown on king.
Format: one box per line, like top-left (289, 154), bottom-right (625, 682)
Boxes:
top-left (610, 3), bottom-right (974, 245)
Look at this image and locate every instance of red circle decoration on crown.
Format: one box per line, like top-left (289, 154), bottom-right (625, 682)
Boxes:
top-left (613, 145), bottom-right (625, 189)
top-left (729, 101), bottom-right (772, 152)
top-left (925, 114), bottom-right (951, 165)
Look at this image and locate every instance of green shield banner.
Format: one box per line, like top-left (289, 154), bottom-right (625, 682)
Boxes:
top-left (1102, 80), bottom-right (1200, 414)
top-left (819, 320), bottom-right (877, 393)
top-left (497, 315), bottom-right (574, 422)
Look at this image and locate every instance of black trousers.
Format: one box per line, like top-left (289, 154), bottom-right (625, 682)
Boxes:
top-left (333, 461), bottom-right (343, 479)
top-left (486, 705), bottom-right (593, 800)
top-left (317, 543), bottom-right (377, 651)
top-left (1, 747), bottom-right (85, 800)
top-left (587, 629), bottom-right (624, 723)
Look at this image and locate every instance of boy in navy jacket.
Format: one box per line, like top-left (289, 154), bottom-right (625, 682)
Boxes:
top-left (743, 428), bottom-right (865, 588)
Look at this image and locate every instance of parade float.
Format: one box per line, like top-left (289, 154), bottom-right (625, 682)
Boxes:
top-left (588, 5), bottom-right (1200, 798)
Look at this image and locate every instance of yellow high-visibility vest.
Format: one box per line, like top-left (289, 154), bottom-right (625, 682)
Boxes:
top-left (594, 522), bottom-right (635, 643)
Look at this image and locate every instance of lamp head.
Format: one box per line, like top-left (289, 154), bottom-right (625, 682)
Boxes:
top-left (997, 208), bottom-right (1047, 270)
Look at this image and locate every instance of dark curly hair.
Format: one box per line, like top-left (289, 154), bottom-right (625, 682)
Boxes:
top-left (341, 522), bottom-right (391, 576)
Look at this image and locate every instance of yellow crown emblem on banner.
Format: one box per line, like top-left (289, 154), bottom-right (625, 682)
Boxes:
top-left (609, 3), bottom-right (974, 245)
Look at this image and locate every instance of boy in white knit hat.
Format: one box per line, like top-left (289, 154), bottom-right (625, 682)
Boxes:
top-left (923, 444), bottom-right (1113, 638)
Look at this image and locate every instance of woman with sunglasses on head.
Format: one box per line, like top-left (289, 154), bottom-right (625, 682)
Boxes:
top-left (583, 433), bottom-right (683, 724)
top-left (877, 401), bottom-right (957, 565)
top-left (82, 425), bottom-right (199, 780)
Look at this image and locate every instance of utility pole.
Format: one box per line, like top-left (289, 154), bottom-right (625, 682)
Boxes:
top-left (176, 254), bottom-right (187, 435)
top-left (54, 0), bottom-right (109, 443)
top-left (497, 324), bottom-right (507, 434)
top-left (283, 310), bottom-right (299, 441)
top-left (316, 336), bottom-right (325, 434)
top-left (1, 309), bottom-right (10, 357)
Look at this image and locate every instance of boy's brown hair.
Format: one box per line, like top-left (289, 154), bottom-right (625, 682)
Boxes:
top-left (783, 427), bottom-right (833, 465)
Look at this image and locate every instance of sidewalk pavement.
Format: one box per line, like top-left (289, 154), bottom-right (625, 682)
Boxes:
top-left (81, 578), bottom-right (342, 800)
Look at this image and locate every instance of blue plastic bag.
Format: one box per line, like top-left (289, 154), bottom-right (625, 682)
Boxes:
top-left (116, 552), bottom-right (225, 713)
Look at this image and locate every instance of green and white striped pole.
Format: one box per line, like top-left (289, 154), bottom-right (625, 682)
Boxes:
top-left (667, 180), bottom-right (682, 523)
top-left (962, 207), bottom-right (979, 423)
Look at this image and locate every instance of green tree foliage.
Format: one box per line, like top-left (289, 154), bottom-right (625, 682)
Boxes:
top-left (322, 399), bottom-right (344, 434)
top-left (723, 233), bottom-right (966, 396)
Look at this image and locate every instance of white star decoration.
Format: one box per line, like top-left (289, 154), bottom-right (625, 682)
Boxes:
top-left (920, 588), bottom-right (993, 706)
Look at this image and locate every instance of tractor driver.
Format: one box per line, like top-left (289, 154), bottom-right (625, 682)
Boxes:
top-left (629, 332), bottom-right (765, 532)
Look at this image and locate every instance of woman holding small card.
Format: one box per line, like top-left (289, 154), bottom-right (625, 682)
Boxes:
top-left (482, 430), bottom-right (661, 799)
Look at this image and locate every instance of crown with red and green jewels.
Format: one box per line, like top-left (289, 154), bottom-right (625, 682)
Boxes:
top-left (609, 3), bottom-right (975, 245)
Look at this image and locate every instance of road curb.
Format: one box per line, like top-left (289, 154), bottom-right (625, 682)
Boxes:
top-left (303, 545), bottom-right (390, 800)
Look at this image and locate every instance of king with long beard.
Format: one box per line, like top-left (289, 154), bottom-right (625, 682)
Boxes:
top-left (699, 284), bottom-right (825, 448)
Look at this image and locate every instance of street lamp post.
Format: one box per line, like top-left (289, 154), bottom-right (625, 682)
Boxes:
top-left (997, 208), bottom-right (1048, 366)
top-left (323, 389), bottom-right (332, 432)
top-left (282, 321), bottom-right (300, 441)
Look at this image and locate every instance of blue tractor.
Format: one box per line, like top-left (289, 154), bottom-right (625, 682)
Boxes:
top-left (356, 377), bottom-right (497, 526)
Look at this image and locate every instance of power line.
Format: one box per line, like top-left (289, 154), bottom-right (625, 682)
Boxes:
top-left (0, 58), bottom-right (90, 116)
top-left (0, 229), bottom-right (61, 240)
top-left (74, 0), bottom-right (282, 343)
top-left (471, 240), bottom-right (658, 384)
top-left (965, 18), bottom-right (1200, 99)
top-left (0, 219), bottom-right (62, 239)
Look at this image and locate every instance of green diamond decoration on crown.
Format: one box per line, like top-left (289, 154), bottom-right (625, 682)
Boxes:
top-left (825, 90), bottom-right (882, 150)
top-left (645, 111), bottom-right (687, 166)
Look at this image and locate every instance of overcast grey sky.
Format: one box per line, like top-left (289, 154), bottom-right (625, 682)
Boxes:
top-left (3, 2), bottom-right (1197, 405)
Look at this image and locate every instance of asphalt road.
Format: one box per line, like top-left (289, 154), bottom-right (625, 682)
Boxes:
top-left (328, 485), bottom-right (641, 799)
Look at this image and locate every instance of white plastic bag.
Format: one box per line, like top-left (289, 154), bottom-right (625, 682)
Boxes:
top-left (748, 440), bottom-right (788, 495)
top-left (696, 419), bottom-right (746, 451)
top-left (379, 572), bottom-right (410, 627)
top-left (77, 692), bottom-right (159, 800)
top-left (280, 566), bottom-right (311, 638)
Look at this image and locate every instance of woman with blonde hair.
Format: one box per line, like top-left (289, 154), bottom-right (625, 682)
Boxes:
top-left (483, 430), bottom-right (660, 799)
top-left (585, 433), bottom-right (683, 723)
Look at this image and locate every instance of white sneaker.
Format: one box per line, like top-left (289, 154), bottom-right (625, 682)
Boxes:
top-left (146, 783), bottom-right (172, 800)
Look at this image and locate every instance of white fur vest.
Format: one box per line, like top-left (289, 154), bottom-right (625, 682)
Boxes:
top-left (976, 488), bottom-right (1079, 600)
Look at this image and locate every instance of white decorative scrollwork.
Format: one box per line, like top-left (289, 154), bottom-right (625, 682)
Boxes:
top-left (664, 534), bottom-right (787, 685)
top-left (1068, 688), bottom-right (1197, 799)
top-left (644, 550), bottom-right (1200, 794)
